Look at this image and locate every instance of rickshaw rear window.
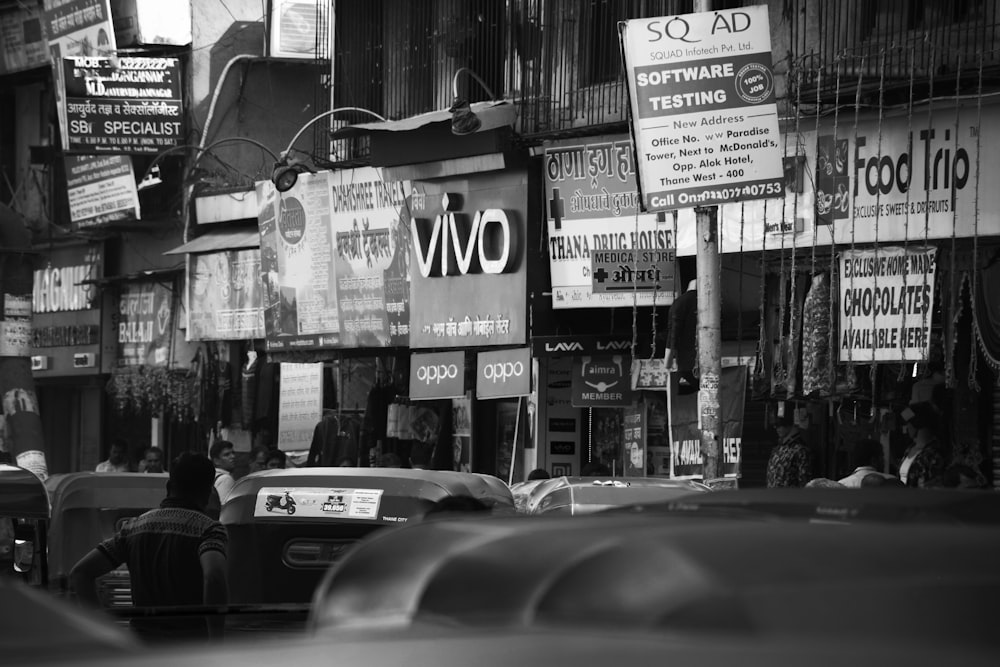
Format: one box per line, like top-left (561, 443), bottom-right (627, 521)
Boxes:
top-left (283, 539), bottom-right (355, 568)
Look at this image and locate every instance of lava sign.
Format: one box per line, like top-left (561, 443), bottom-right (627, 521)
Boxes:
top-left (620, 6), bottom-right (784, 211)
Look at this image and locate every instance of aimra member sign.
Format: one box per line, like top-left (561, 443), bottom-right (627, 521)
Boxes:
top-left (620, 6), bottom-right (784, 211)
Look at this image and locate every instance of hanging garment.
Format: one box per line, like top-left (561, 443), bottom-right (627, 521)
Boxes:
top-left (801, 273), bottom-right (832, 396)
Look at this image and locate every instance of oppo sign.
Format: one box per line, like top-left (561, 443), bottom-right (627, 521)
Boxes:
top-left (477, 347), bottom-right (531, 399)
top-left (410, 350), bottom-right (466, 400)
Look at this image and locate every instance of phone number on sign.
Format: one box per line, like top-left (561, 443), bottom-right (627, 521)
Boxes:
top-left (651, 180), bottom-right (783, 208)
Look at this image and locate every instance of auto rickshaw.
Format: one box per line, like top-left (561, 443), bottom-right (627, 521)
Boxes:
top-left (520, 476), bottom-right (711, 515)
top-left (0, 464), bottom-right (49, 585)
top-left (44, 472), bottom-right (168, 607)
top-left (221, 467), bottom-right (514, 605)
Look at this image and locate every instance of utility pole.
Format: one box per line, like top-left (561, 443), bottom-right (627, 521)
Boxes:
top-left (693, 0), bottom-right (721, 481)
top-left (0, 203), bottom-right (47, 479)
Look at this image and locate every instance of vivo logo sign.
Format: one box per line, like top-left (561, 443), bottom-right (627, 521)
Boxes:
top-left (410, 351), bottom-right (465, 400)
top-left (411, 209), bottom-right (517, 277)
top-left (416, 364), bottom-right (459, 385)
top-left (477, 347), bottom-right (531, 399)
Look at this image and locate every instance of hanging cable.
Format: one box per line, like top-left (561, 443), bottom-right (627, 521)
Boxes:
top-left (947, 49), bottom-right (964, 389)
top-left (968, 49), bottom-right (985, 389)
top-left (869, 47), bottom-right (889, 395)
top-left (899, 44), bottom-right (917, 382)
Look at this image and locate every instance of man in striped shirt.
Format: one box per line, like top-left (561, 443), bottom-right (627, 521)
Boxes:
top-left (70, 452), bottom-right (229, 642)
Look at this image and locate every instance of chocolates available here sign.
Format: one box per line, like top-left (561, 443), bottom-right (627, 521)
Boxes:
top-left (620, 5), bottom-right (784, 211)
top-left (838, 246), bottom-right (937, 363)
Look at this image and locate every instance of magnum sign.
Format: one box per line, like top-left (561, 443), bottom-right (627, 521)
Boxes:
top-left (477, 347), bottom-right (531, 399)
top-left (410, 350), bottom-right (466, 400)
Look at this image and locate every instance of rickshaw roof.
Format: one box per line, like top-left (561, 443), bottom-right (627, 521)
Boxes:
top-left (0, 464), bottom-right (49, 519)
top-left (309, 512), bottom-right (1000, 642)
top-left (523, 476), bottom-right (710, 515)
top-left (45, 472), bottom-right (169, 512)
top-left (222, 468), bottom-right (513, 523)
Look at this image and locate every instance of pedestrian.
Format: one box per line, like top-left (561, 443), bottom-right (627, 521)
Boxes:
top-left (766, 412), bottom-right (812, 488)
top-left (837, 439), bottom-right (894, 488)
top-left (247, 445), bottom-right (270, 475)
top-left (69, 452), bottom-right (228, 642)
top-left (141, 446), bottom-right (165, 474)
top-left (265, 449), bottom-right (287, 469)
top-left (898, 402), bottom-right (947, 489)
top-left (96, 438), bottom-right (131, 473)
top-left (210, 440), bottom-right (236, 503)
top-left (527, 468), bottom-right (550, 481)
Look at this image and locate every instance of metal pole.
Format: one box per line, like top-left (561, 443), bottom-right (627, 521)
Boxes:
top-left (696, 205), bottom-right (721, 480)
top-left (693, 0), bottom-right (720, 482)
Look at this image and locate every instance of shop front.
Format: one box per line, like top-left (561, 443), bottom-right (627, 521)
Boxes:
top-left (681, 98), bottom-right (1000, 488)
top-left (30, 242), bottom-right (111, 472)
top-left (402, 168), bottom-right (530, 478)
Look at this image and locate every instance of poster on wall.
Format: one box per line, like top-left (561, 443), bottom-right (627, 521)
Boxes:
top-left (620, 5), bottom-right (784, 211)
top-left (65, 154), bottom-right (140, 228)
top-left (543, 136), bottom-right (680, 309)
top-left (838, 245), bottom-right (937, 363)
top-left (277, 362), bottom-right (323, 452)
top-left (1, 4), bottom-right (49, 74)
top-left (116, 281), bottom-right (174, 367)
top-left (451, 392), bottom-right (472, 472)
top-left (257, 175), bottom-right (340, 351)
top-left (408, 173), bottom-right (527, 348)
top-left (668, 365), bottom-right (746, 479)
top-left (329, 167), bottom-right (411, 347)
top-left (187, 249), bottom-right (265, 341)
top-left (623, 403), bottom-right (645, 476)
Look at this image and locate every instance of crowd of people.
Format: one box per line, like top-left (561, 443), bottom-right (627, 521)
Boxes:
top-left (765, 400), bottom-right (987, 490)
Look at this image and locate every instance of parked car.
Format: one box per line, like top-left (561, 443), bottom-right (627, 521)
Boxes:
top-left (513, 475), bottom-right (711, 515)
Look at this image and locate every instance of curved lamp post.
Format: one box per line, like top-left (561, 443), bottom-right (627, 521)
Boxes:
top-left (138, 136), bottom-right (279, 190)
top-left (449, 67), bottom-right (498, 136)
top-left (271, 107), bottom-right (387, 192)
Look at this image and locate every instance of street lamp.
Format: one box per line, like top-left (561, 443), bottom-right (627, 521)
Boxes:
top-left (270, 107), bottom-right (387, 192)
top-left (449, 67), bottom-right (498, 136)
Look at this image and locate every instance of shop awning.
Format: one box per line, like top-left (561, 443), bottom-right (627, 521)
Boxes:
top-left (330, 101), bottom-right (516, 139)
top-left (163, 227), bottom-right (260, 255)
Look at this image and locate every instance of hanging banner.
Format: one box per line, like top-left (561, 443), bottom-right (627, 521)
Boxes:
top-left (838, 246), bottom-right (938, 363)
top-left (62, 56), bottom-right (183, 153)
top-left (543, 135), bottom-right (680, 309)
top-left (257, 175), bottom-right (340, 351)
top-left (42, 0), bottom-right (116, 151)
top-left (330, 167), bottom-right (411, 348)
top-left (65, 154), bottom-right (140, 228)
top-left (620, 5), bottom-right (784, 211)
top-left (571, 355), bottom-right (634, 407)
top-left (116, 281), bottom-right (174, 367)
top-left (277, 362), bottom-right (323, 451)
top-left (187, 249), bottom-right (266, 341)
top-left (1, 4), bottom-right (49, 74)
top-left (668, 365), bottom-right (746, 479)
top-left (623, 403), bottom-right (646, 476)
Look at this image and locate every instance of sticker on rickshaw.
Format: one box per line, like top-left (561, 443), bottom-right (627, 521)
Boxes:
top-left (254, 487), bottom-right (384, 519)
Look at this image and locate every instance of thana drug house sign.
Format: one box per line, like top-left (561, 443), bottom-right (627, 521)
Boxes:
top-left (620, 6), bottom-right (784, 211)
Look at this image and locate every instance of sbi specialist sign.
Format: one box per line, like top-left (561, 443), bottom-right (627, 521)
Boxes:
top-left (476, 347), bottom-right (531, 399)
top-left (410, 350), bottom-right (466, 400)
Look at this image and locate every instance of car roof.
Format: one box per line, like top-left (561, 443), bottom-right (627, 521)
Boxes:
top-left (630, 487), bottom-right (1000, 525)
top-left (0, 464), bottom-right (49, 519)
top-left (515, 476), bottom-right (710, 515)
top-left (308, 512), bottom-right (1000, 645)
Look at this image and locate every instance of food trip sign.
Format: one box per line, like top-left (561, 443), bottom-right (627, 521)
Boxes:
top-left (620, 6), bottom-right (784, 211)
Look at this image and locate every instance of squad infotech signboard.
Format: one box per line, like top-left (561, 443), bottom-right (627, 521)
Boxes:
top-left (620, 6), bottom-right (784, 211)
